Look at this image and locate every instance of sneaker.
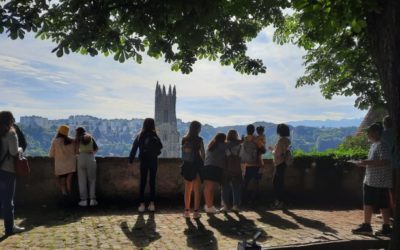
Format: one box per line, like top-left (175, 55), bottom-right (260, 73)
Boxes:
top-left (352, 223), bottom-right (373, 235)
top-left (375, 224), bottom-right (392, 236)
top-left (89, 199), bottom-right (98, 206)
top-left (148, 202), bottom-right (155, 212)
top-left (204, 205), bottom-right (219, 214)
top-left (138, 203), bottom-right (145, 213)
top-left (219, 206), bottom-right (228, 212)
top-left (183, 209), bottom-right (191, 218)
top-left (231, 205), bottom-right (240, 213)
top-left (6, 226), bottom-right (25, 236)
top-left (193, 210), bottom-right (201, 219)
top-left (78, 200), bottom-right (87, 207)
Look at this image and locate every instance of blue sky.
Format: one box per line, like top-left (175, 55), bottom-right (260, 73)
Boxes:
top-left (0, 27), bottom-right (366, 126)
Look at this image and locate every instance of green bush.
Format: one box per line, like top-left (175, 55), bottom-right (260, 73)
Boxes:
top-left (293, 147), bottom-right (368, 161)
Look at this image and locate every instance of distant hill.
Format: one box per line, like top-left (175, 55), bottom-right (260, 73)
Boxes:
top-left (287, 118), bottom-right (363, 128)
top-left (19, 116), bottom-right (357, 157)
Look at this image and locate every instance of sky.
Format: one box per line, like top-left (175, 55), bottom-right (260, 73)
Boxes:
top-left (0, 27), bottom-right (367, 126)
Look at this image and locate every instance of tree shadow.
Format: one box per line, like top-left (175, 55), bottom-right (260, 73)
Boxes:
top-left (17, 206), bottom-right (84, 234)
top-left (206, 212), bottom-right (269, 243)
top-left (120, 213), bottom-right (161, 248)
top-left (184, 218), bottom-right (219, 250)
top-left (255, 209), bottom-right (300, 229)
top-left (282, 209), bottom-right (338, 234)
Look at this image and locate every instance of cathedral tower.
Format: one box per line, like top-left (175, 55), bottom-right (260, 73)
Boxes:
top-left (155, 82), bottom-right (180, 158)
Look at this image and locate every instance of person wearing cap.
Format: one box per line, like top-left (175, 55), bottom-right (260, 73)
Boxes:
top-left (49, 125), bottom-right (77, 201)
top-left (352, 122), bottom-right (393, 236)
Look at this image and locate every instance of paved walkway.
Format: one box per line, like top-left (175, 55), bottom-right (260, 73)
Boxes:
top-left (0, 205), bottom-right (390, 249)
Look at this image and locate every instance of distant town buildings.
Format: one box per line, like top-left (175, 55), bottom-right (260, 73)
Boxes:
top-left (155, 82), bottom-right (180, 158)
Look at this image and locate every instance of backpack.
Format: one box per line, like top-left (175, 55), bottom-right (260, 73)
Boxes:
top-left (226, 146), bottom-right (242, 177)
top-left (140, 133), bottom-right (162, 157)
top-left (284, 149), bottom-right (294, 166)
top-left (240, 139), bottom-right (258, 164)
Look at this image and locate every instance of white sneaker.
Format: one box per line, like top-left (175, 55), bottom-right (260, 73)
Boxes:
top-left (183, 209), bottom-right (191, 218)
top-left (138, 203), bottom-right (145, 213)
top-left (219, 206), bottom-right (228, 212)
top-left (148, 202), bottom-right (155, 212)
top-left (78, 200), bottom-right (87, 207)
top-left (231, 205), bottom-right (240, 212)
top-left (89, 199), bottom-right (98, 206)
top-left (204, 205), bottom-right (219, 214)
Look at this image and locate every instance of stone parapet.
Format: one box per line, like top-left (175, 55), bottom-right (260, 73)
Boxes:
top-left (14, 157), bottom-right (365, 205)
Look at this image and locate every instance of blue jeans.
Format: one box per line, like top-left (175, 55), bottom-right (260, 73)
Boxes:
top-left (221, 177), bottom-right (242, 207)
top-left (0, 170), bottom-right (16, 234)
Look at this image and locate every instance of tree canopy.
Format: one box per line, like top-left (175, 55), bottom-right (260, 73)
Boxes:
top-left (0, 0), bottom-right (288, 74)
top-left (2, 0), bottom-right (400, 248)
top-left (274, 12), bottom-right (384, 109)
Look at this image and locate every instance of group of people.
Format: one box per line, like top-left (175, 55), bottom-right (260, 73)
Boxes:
top-left (0, 111), bottom-right (99, 236)
top-left (48, 124), bottom-right (99, 207)
top-left (1, 110), bottom-right (397, 238)
top-left (179, 121), bottom-right (291, 218)
top-left (127, 118), bottom-right (292, 218)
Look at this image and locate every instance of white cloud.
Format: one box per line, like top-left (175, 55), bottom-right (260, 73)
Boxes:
top-left (0, 29), bottom-right (367, 126)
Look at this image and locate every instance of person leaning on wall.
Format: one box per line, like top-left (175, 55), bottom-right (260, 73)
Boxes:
top-left (75, 127), bottom-right (99, 207)
top-left (129, 118), bottom-right (163, 213)
top-left (0, 111), bottom-right (25, 236)
top-left (48, 125), bottom-right (77, 204)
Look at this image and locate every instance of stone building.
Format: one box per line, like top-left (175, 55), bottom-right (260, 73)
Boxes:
top-left (155, 82), bottom-right (180, 158)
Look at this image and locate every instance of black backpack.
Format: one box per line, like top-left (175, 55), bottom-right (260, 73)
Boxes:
top-left (140, 133), bottom-right (163, 157)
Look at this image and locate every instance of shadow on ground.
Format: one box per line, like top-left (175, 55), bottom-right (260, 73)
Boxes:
top-left (282, 209), bottom-right (338, 234)
top-left (185, 218), bottom-right (219, 250)
top-left (120, 213), bottom-right (161, 249)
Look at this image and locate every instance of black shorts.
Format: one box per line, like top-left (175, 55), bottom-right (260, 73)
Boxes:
top-left (363, 184), bottom-right (390, 209)
top-left (181, 162), bottom-right (201, 181)
top-left (201, 165), bottom-right (223, 183)
top-left (244, 166), bottom-right (262, 182)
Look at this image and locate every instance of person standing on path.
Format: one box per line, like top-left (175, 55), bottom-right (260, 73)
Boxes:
top-left (75, 127), bottom-right (99, 207)
top-left (181, 121), bottom-right (205, 219)
top-left (240, 124), bottom-right (261, 203)
top-left (352, 123), bottom-right (393, 236)
top-left (49, 125), bottom-right (76, 200)
top-left (129, 118), bottom-right (163, 213)
top-left (202, 133), bottom-right (227, 214)
top-left (221, 129), bottom-right (242, 212)
top-left (0, 111), bottom-right (25, 236)
top-left (270, 124), bottom-right (291, 209)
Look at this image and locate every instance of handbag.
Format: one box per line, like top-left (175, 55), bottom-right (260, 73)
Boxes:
top-left (14, 153), bottom-right (30, 176)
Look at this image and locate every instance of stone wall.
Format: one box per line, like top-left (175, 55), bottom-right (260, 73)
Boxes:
top-left (14, 157), bottom-right (365, 206)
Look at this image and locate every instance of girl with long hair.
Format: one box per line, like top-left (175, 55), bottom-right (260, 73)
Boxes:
top-left (202, 133), bottom-right (227, 213)
top-left (129, 118), bottom-right (163, 212)
top-left (49, 125), bottom-right (76, 199)
top-left (270, 123), bottom-right (291, 209)
top-left (0, 111), bottom-right (25, 235)
top-left (221, 129), bottom-right (242, 212)
top-left (75, 127), bottom-right (99, 207)
top-left (181, 121), bottom-right (205, 218)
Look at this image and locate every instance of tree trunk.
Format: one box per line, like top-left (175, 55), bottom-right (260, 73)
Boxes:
top-left (366, 0), bottom-right (400, 249)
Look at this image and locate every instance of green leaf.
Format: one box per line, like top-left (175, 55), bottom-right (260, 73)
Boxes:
top-left (56, 49), bottom-right (63, 57)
